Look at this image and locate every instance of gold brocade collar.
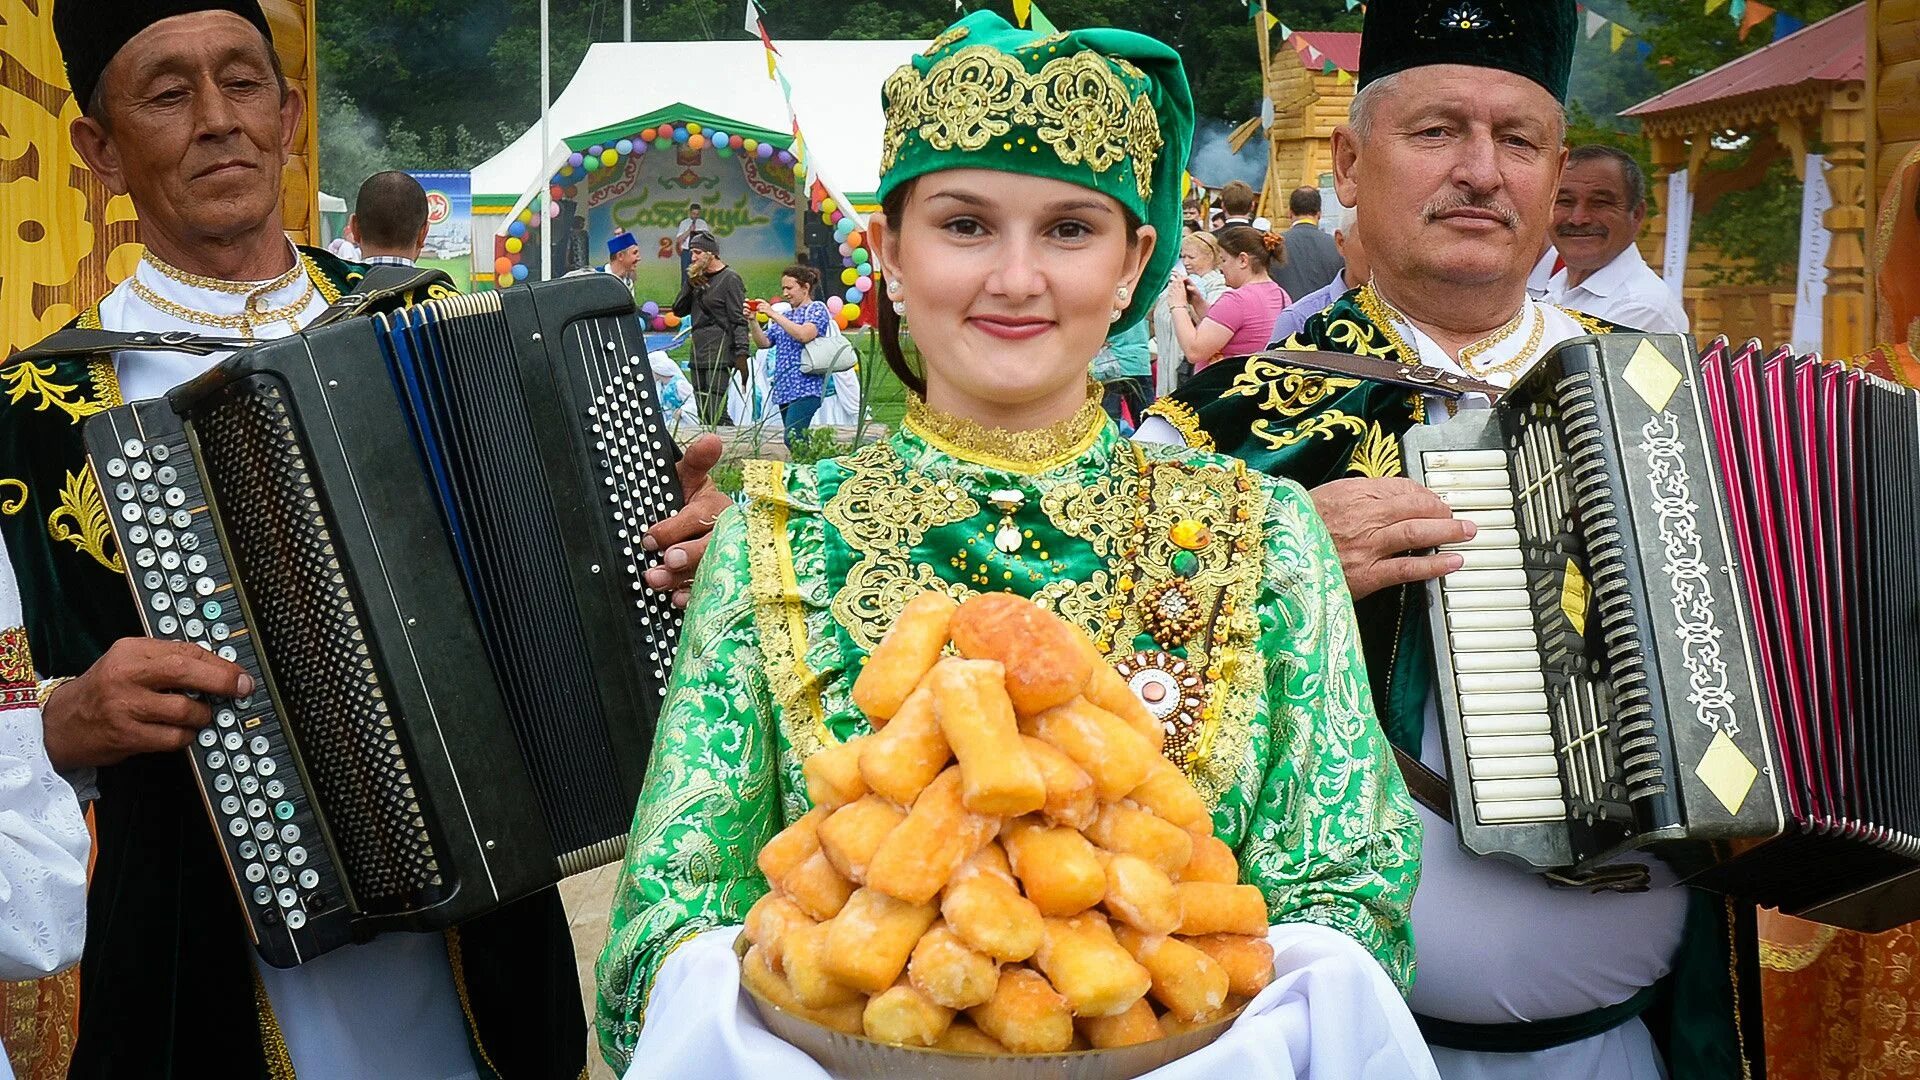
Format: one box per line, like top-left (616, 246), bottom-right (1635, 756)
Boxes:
top-left (902, 387), bottom-right (1108, 474)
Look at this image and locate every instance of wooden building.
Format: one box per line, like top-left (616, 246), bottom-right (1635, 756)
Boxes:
top-left (1232, 29), bottom-right (1358, 218)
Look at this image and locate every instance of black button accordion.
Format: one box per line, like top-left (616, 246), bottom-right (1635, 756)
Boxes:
top-left (81, 276), bottom-right (685, 965)
top-left (1406, 332), bottom-right (1920, 932)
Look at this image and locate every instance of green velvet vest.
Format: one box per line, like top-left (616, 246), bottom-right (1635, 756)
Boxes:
top-left (0, 248), bottom-right (586, 1080)
top-left (1146, 291), bottom-right (1767, 1079)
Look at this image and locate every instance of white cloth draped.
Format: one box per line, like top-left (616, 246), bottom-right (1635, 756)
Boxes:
top-left (97, 247), bottom-right (479, 1080)
top-left (0, 530), bottom-right (90, 1080)
top-left (626, 925), bottom-right (1439, 1080)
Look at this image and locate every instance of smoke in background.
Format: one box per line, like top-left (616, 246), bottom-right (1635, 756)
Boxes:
top-left (1187, 118), bottom-right (1268, 189)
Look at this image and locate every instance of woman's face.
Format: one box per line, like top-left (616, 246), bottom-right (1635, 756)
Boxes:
top-left (870, 169), bottom-right (1154, 425)
top-left (1180, 238), bottom-right (1217, 275)
top-left (779, 275), bottom-right (811, 307)
top-left (1220, 250), bottom-right (1258, 288)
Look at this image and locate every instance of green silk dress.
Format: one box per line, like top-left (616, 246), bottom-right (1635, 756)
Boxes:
top-left (593, 394), bottom-right (1422, 1071)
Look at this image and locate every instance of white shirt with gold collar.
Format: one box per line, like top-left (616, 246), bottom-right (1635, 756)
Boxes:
top-left (94, 244), bottom-right (481, 1080)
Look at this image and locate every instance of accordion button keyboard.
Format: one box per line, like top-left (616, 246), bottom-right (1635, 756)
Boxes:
top-left (87, 409), bottom-right (350, 967)
top-left (1423, 448), bottom-right (1566, 826)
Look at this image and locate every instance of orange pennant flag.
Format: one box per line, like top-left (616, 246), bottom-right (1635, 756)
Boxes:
top-left (1739, 0), bottom-right (1775, 39)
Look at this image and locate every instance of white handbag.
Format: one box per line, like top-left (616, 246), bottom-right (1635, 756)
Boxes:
top-left (800, 318), bottom-right (858, 376)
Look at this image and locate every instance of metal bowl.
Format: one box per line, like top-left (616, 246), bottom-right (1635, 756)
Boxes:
top-left (737, 938), bottom-right (1244, 1079)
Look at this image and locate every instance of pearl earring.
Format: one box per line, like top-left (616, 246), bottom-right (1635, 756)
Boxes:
top-left (1109, 309), bottom-right (1122, 323)
top-left (886, 279), bottom-right (906, 316)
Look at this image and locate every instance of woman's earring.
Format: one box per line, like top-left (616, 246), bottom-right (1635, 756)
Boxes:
top-left (886, 279), bottom-right (906, 316)
top-left (1111, 286), bottom-right (1129, 322)
top-left (1109, 309), bottom-right (1123, 323)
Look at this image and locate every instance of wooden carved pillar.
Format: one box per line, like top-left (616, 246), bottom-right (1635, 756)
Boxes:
top-left (1822, 82), bottom-right (1872, 359)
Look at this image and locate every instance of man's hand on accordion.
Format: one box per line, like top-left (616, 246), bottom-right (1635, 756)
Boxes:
top-left (1310, 477), bottom-right (1475, 602)
top-left (642, 432), bottom-right (729, 608)
top-left (41, 638), bottom-right (252, 769)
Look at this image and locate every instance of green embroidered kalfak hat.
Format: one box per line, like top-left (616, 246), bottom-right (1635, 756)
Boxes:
top-left (877, 11), bottom-right (1193, 331)
top-left (1358, 0), bottom-right (1577, 104)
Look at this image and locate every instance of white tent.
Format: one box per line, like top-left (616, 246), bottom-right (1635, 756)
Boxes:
top-left (471, 38), bottom-right (926, 205)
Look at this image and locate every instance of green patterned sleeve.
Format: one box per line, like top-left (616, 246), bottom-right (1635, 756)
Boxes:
top-left (594, 505), bottom-right (784, 1070)
top-left (1237, 478), bottom-right (1423, 991)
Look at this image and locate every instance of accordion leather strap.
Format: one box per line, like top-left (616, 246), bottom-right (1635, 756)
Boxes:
top-left (306, 265), bottom-right (457, 330)
top-left (1415, 982), bottom-right (1660, 1054)
top-left (1393, 745), bottom-right (1453, 822)
top-left (1253, 349), bottom-right (1506, 399)
top-left (7, 328), bottom-right (256, 364)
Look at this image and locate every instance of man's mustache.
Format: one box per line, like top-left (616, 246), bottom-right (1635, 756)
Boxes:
top-left (1555, 224), bottom-right (1609, 239)
top-left (1421, 193), bottom-right (1519, 229)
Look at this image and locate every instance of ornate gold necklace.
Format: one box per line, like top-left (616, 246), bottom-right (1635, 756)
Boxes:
top-left (1459, 304), bottom-right (1546, 380)
top-left (130, 275), bottom-right (315, 340)
top-left (902, 385), bottom-right (1107, 475)
top-left (142, 249), bottom-right (304, 296)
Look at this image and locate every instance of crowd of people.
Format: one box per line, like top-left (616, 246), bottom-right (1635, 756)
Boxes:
top-left (0, 0), bottom-right (1884, 1078)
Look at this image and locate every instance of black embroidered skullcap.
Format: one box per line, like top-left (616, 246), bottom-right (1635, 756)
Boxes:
top-left (1359, 0), bottom-right (1577, 104)
top-left (54, 0), bottom-right (274, 112)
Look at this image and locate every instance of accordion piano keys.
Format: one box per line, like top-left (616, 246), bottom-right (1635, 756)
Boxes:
top-left (1425, 450), bottom-right (1569, 828)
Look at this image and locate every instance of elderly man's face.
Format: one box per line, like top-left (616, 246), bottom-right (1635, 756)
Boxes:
top-left (613, 247), bottom-right (642, 274)
top-left (1552, 157), bottom-right (1645, 273)
top-left (70, 11), bottom-right (298, 251)
top-left (1334, 65), bottom-right (1565, 295)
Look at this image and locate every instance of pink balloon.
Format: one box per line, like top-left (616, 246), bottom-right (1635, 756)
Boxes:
top-left (855, 276), bottom-right (872, 292)
top-left (838, 242), bottom-right (852, 257)
top-left (826, 295), bottom-right (845, 313)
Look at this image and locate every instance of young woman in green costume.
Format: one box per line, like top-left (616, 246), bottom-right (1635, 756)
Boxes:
top-left (593, 13), bottom-right (1434, 1078)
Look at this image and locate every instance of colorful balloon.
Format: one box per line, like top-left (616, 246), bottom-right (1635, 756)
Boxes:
top-left (756, 142), bottom-right (774, 160)
top-left (600, 149), bottom-right (618, 166)
top-left (504, 237), bottom-right (523, 254)
top-left (856, 275), bottom-right (872, 292)
top-left (512, 264), bottom-right (529, 282)
top-left (845, 230), bottom-right (863, 249)
top-left (673, 127), bottom-right (690, 143)
top-left (711, 131), bottom-right (728, 146)
top-left (826, 295), bottom-right (844, 313)
top-left (641, 127), bottom-right (657, 141)
top-left (686, 122), bottom-right (702, 135)
top-left (845, 287), bottom-right (862, 303)
top-left (744, 138), bottom-right (759, 153)
top-left (495, 257), bottom-right (513, 276)
top-left (838, 242), bottom-right (852, 257)
top-left (583, 156), bottom-right (599, 172)
top-left (655, 136), bottom-right (672, 150)
top-left (840, 267), bottom-right (858, 286)
top-left (507, 220), bottom-right (526, 238)
top-left (568, 152), bottom-right (584, 168)
top-left (651, 316), bottom-right (667, 331)
top-left (687, 134), bottom-right (706, 150)
top-left (616, 139), bottom-right (634, 154)
top-left (851, 247), bottom-right (868, 264)
top-left (842, 302), bottom-right (861, 323)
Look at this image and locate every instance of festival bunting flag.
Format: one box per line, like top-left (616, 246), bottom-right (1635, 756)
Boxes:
top-left (1584, 9), bottom-right (1607, 39)
top-left (1706, 0), bottom-right (1728, 12)
top-left (1739, 0), bottom-right (1775, 40)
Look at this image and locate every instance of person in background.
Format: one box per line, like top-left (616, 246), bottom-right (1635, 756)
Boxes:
top-left (674, 234), bottom-right (750, 426)
top-left (344, 170), bottom-right (428, 267)
top-left (564, 212), bottom-right (590, 275)
top-left (747, 263), bottom-right (832, 450)
top-left (1271, 186), bottom-right (1345, 299)
top-left (1151, 230), bottom-right (1229, 395)
top-left (1168, 225), bottom-right (1290, 372)
top-left (599, 230), bottom-right (642, 286)
top-left (673, 202), bottom-right (713, 281)
top-left (1212, 179), bottom-right (1257, 235)
top-left (1270, 212), bottom-right (1368, 344)
top-left (1543, 145), bottom-right (1689, 334)
top-left (1091, 317), bottom-right (1153, 430)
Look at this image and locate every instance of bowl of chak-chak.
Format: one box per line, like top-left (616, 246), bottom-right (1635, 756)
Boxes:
top-left (738, 591), bottom-right (1275, 1080)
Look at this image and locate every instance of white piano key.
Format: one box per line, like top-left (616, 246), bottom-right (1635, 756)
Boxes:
top-left (1462, 711), bottom-right (1554, 735)
top-left (1456, 508), bottom-right (1517, 529)
top-left (1442, 528), bottom-right (1522, 551)
top-left (1436, 488), bottom-right (1514, 510)
top-left (1448, 608), bottom-right (1533, 631)
top-left (1476, 799), bottom-right (1567, 823)
top-left (1444, 568), bottom-right (1528, 591)
top-left (1454, 547), bottom-right (1523, 571)
top-left (1424, 468), bottom-right (1513, 491)
top-left (1451, 629), bottom-right (1540, 652)
top-left (1469, 755), bottom-right (1561, 780)
top-left (1472, 777), bottom-right (1566, 803)
top-left (1454, 649), bottom-right (1545, 672)
top-left (1467, 733), bottom-right (1558, 757)
top-left (1457, 670), bottom-right (1547, 694)
top-left (1459, 690), bottom-right (1552, 716)
top-left (1423, 449), bottom-right (1510, 470)
top-left (1443, 588), bottom-right (1531, 611)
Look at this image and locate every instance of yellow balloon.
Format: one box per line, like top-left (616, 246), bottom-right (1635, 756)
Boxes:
top-left (686, 122), bottom-right (702, 135)
top-left (841, 302), bottom-right (862, 323)
top-left (518, 208), bottom-right (534, 224)
top-left (840, 267), bottom-right (858, 286)
top-left (821, 198), bottom-right (837, 215)
top-left (504, 237), bottom-right (523, 254)
top-left (601, 149), bottom-right (618, 166)
top-left (743, 138), bottom-right (759, 152)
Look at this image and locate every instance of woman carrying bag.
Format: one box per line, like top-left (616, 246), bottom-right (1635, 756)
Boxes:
top-left (749, 264), bottom-right (835, 449)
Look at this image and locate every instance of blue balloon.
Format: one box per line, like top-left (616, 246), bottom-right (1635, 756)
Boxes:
top-left (855, 262), bottom-right (871, 277)
top-left (507, 220), bottom-right (526, 238)
top-left (846, 287), bottom-right (863, 303)
top-left (512, 263), bottom-right (529, 281)
top-left (616, 139), bottom-right (634, 155)
top-left (673, 127), bottom-right (690, 143)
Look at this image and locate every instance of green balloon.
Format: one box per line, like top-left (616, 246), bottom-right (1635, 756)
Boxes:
top-left (851, 246), bottom-right (869, 263)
